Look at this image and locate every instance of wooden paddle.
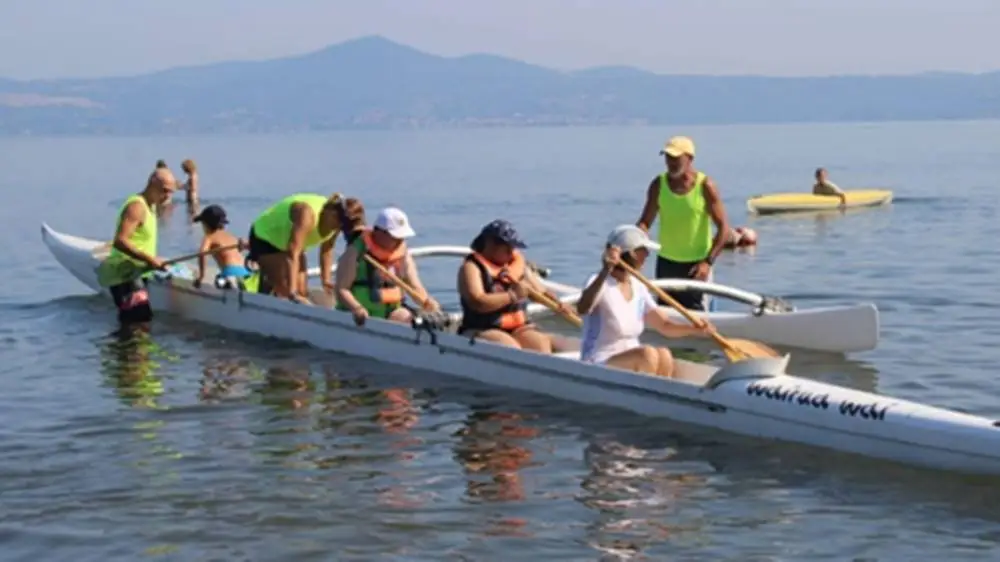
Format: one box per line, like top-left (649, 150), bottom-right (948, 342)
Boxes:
top-left (616, 261), bottom-right (780, 362)
top-left (97, 243), bottom-right (241, 287)
top-left (525, 287), bottom-right (582, 328)
top-left (363, 255), bottom-right (433, 309)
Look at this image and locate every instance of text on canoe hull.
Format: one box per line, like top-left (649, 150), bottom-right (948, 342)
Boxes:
top-left (745, 382), bottom-right (888, 421)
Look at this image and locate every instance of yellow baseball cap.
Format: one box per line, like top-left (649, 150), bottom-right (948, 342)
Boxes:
top-left (660, 136), bottom-right (695, 158)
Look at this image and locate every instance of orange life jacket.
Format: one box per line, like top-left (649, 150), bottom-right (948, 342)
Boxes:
top-left (459, 250), bottom-right (528, 332)
top-left (346, 229), bottom-right (406, 311)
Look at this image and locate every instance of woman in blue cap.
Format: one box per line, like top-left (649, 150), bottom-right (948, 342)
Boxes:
top-left (457, 219), bottom-right (564, 352)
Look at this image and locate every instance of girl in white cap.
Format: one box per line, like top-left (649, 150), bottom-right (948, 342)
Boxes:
top-left (575, 225), bottom-right (713, 378)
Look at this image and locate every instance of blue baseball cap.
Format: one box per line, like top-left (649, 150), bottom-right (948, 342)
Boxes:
top-left (480, 219), bottom-right (527, 249)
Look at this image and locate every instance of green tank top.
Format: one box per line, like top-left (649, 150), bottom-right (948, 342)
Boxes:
top-left (251, 193), bottom-right (334, 251)
top-left (656, 172), bottom-right (713, 262)
top-left (102, 195), bottom-right (157, 285)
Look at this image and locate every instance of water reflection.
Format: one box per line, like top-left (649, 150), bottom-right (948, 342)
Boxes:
top-left (578, 438), bottom-right (709, 559)
top-left (259, 363), bottom-right (315, 412)
top-left (97, 324), bottom-right (165, 409)
top-left (788, 352), bottom-right (881, 392)
top-left (95, 324), bottom-right (182, 473)
top-left (198, 355), bottom-right (257, 403)
top-left (453, 409), bottom-right (537, 503)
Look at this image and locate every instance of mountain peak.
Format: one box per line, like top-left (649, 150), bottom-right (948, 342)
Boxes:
top-left (309, 35), bottom-right (427, 58)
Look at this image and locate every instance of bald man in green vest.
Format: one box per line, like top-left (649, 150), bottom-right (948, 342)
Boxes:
top-left (635, 136), bottom-right (730, 311)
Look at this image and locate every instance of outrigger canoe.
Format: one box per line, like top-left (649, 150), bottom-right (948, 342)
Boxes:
top-left (305, 247), bottom-right (880, 354)
top-left (747, 189), bottom-right (893, 215)
top-left (41, 223), bottom-right (1000, 476)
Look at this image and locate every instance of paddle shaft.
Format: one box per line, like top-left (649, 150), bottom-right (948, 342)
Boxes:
top-left (362, 254), bottom-right (429, 308)
top-left (100, 243), bottom-right (242, 287)
top-left (162, 243), bottom-right (241, 268)
top-left (525, 287), bottom-right (582, 328)
top-left (616, 261), bottom-right (745, 358)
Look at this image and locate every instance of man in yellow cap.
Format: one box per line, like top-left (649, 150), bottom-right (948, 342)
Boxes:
top-left (635, 136), bottom-right (730, 311)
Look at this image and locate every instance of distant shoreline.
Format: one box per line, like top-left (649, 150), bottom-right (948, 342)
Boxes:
top-left (2, 116), bottom-right (999, 139)
top-left (2, 36), bottom-right (998, 136)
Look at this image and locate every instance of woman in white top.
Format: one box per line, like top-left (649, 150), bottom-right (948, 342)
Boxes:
top-left (576, 225), bottom-right (712, 377)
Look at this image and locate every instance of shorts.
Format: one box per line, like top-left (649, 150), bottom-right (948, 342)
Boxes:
top-left (218, 264), bottom-right (251, 279)
top-left (109, 278), bottom-right (153, 324)
top-left (246, 227), bottom-right (284, 294)
top-left (581, 339), bottom-right (642, 365)
top-left (655, 256), bottom-right (710, 311)
top-left (246, 226), bottom-right (282, 262)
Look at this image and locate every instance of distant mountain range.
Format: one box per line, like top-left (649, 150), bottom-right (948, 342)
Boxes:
top-left (2, 35), bottom-right (999, 135)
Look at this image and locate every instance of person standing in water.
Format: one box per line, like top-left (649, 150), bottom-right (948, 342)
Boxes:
top-left (181, 159), bottom-right (199, 204)
top-left (812, 167), bottom-right (848, 207)
top-left (99, 166), bottom-right (177, 324)
top-left (192, 204), bottom-right (249, 288)
top-left (635, 136), bottom-right (730, 311)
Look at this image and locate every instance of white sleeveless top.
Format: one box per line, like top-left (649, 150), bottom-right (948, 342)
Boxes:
top-left (579, 273), bottom-right (657, 364)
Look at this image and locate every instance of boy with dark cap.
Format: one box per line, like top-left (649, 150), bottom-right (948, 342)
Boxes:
top-left (192, 204), bottom-right (249, 288)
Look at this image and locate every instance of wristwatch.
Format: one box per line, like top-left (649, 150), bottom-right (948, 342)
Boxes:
top-left (704, 256), bottom-right (715, 266)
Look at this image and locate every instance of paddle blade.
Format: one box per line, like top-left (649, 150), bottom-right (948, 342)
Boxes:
top-left (724, 338), bottom-right (782, 360)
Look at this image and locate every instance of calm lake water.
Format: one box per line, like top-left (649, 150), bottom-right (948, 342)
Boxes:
top-left (4, 121), bottom-right (1000, 560)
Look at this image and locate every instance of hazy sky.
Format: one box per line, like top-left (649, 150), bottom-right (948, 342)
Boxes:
top-left (1, 0), bottom-right (997, 80)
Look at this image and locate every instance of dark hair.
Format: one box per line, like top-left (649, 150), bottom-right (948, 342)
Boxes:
top-left (340, 197), bottom-right (366, 240)
top-left (470, 233), bottom-right (487, 253)
top-left (324, 195), bottom-right (366, 243)
top-left (815, 167), bottom-right (825, 176)
top-left (156, 159), bottom-right (168, 169)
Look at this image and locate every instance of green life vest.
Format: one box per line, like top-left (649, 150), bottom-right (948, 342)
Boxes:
top-left (335, 234), bottom-right (404, 318)
top-left (656, 172), bottom-right (713, 262)
top-left (99, 195), bottom-right (157, 286)
top-left (251, 193), bottom-right (335, 251)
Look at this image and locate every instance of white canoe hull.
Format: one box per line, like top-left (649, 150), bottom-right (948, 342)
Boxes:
top-left (40, 223), bottom-right (1000, 476)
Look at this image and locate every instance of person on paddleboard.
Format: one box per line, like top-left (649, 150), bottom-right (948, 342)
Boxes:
top-left (635, 136), bottom-right (730, 311)
top-left (335, 207), bottom-right (440, 325)
top-left (813, 167), bottom-right (848, 208)
top-left (576, 225), bottom-right (713, 378)
top-left (457, 220), bottom-right (569, 353)
top-left (99, 166), bottom-right (177, 324)
top-left (245, 193), bottom-right (354, 303)
top-left (192, 204), bottom-right (249, 289)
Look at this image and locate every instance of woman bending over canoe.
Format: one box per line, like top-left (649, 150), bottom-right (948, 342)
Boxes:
top-left (576, 225), bottom-right (713, 378)
top-left (246, 193), bottom-right (357, 302)
top-left (335, 207), bottom-right (440, 325)
top-left (457, 220), bottom-right (567, 352)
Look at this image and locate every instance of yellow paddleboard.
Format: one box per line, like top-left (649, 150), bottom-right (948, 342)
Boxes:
top-left (746, 190), bottom-right (893, 215)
